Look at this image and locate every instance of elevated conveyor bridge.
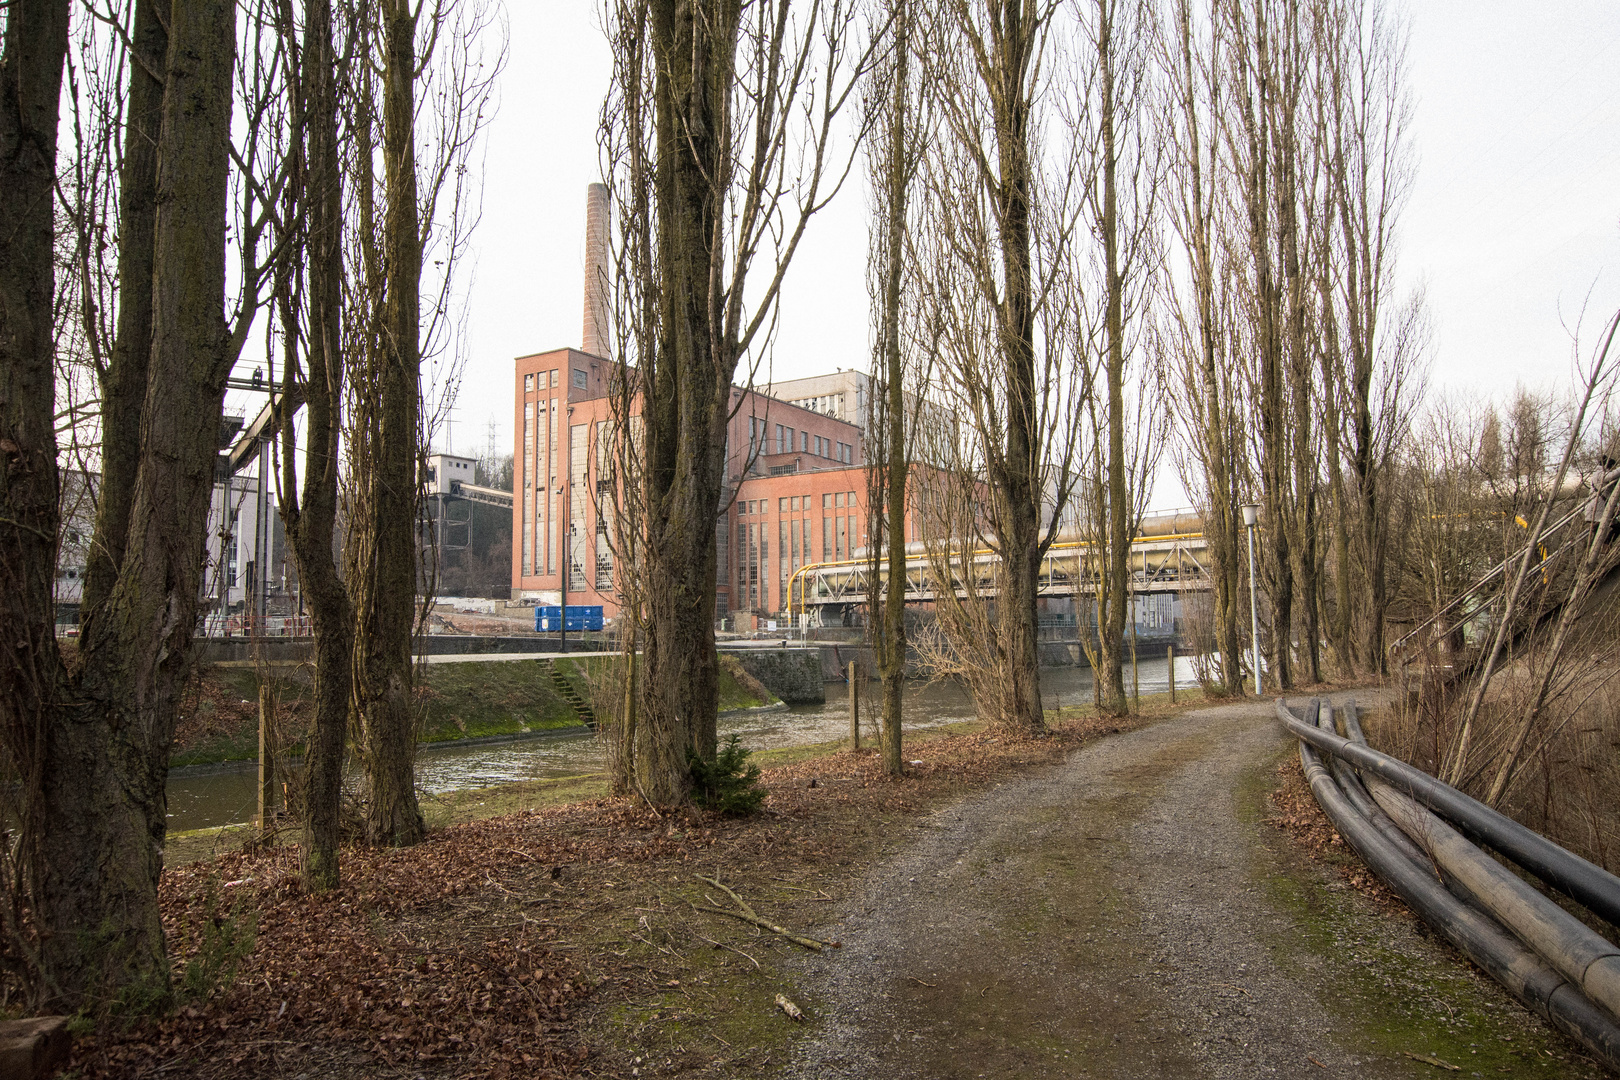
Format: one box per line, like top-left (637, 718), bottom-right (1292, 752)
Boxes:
top-left (787, 514), bottom-right (1210, 618)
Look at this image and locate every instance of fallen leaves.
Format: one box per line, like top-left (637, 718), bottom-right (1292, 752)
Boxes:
top-left (68, 713), bottom-right (1146, 1078)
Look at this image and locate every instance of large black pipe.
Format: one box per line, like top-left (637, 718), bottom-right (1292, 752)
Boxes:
top-left (1310, 700), bottom-right (1433, 870)
top-left (1325, 702), bottom-right (1620, 1020)
top-left (1292, 718), bottom-right (1620, 1067)
top-left (1278, 702), bottom-right (1620, 928)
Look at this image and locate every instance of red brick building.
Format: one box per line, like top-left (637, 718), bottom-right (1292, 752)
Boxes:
top-left (511, 347), bottom-right (876, 625)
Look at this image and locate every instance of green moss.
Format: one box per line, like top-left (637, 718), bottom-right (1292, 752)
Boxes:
top-left (567, 653), bottom-right (777, 713)
top-left (170, 729), bottom-right (261, 768)
top-left (177, 659), bottom-right (588, 767)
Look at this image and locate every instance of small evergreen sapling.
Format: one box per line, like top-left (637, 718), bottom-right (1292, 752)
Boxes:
top-left (689, 734), bottom-right (766, 815)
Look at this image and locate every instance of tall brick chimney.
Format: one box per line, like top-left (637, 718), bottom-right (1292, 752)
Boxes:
top-left (582, 182), bottom-right (611, 359)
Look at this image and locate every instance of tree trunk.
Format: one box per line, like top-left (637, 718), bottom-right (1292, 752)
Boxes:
top-left (872, 0), bottom-right (911, 776)
top-left (633, 0), bottom-right (740, 805)
top-left (1167, 0), bottom-right (1244, 695)
top-left (0, 0), bottom-right (72, 1003)
top-left (987, 0), bottom-right (1046, 736)
top-left (1096, 0), bottom-right (1130, 716)
top-left (354, 0), bottom-right (426, 847)
top-left (40, 0), bottom-right (237, 1006)
top-left (281, 0), bottom-right (353, 888)
top-left (82, 0), bottom-right (165, 613)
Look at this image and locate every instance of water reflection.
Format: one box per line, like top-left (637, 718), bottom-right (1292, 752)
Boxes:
top-left (166, 653), bottom-right (1199, 833)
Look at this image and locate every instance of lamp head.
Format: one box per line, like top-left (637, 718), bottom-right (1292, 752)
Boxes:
top-left (1241, 504), bottom-right (1260, 528)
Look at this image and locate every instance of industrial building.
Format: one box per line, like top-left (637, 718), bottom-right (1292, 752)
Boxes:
top-left (509, 345), bottom-right (876, 626)
top-left (512, 185), bottom-right (956, 627)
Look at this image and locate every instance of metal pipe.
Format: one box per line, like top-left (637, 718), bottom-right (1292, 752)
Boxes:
top-left (1310, 701), bottom-right (1432, 869)
top-left (1292, 717), bottom-right (1620, 1068)
top-left (1364, 772), bottom-right (1620, 1021)
top-left (1330, 700), bottom-right (1620, 1020)
top-left (1278, 702), bottom-right (1620, 928)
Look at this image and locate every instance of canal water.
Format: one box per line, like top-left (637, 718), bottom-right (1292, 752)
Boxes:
top-left (166, 652), bottom-right (1199, 833)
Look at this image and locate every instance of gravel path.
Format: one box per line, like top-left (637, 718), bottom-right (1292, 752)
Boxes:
top-left (776, 694), bottom-right (1583, 1080)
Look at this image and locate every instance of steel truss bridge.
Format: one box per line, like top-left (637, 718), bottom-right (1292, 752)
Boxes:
top-left (786, 530), bottom-right (1211, 617)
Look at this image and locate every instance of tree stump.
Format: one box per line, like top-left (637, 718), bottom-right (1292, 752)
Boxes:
top-left (0, 1017), bottom-right (70, 1080)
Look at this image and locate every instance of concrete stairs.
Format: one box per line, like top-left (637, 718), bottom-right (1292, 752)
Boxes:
top-left (546, 659), bottom-right (597, 729)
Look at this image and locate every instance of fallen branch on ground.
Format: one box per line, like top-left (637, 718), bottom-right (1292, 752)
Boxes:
top-left (693, 874), bottom-right (838, 952)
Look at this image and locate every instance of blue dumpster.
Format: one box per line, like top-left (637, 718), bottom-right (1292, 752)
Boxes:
top-left (535, 605), bottom-right (604, 633)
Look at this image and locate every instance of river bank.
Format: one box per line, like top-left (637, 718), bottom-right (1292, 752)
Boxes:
top-left (172, 652), bottom-right (777, 768)
top-left (164, 655), bottom-right (1202, 836)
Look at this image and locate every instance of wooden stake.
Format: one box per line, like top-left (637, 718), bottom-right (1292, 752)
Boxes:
top-left (257, 682), bottom-right (277, 832)
top-left (848, 660), bottom-right (860, 750)
top-left (1168, 644), bottom-right (1176, 703)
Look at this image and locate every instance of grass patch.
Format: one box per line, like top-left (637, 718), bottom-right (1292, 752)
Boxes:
top-left (416, 659), bottom-right (582, 741)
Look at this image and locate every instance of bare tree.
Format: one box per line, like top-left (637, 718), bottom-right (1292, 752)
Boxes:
top-left (1, 0), bottom-right (293, 1007)
top-left (0, 0), bottom-right (74, 1006)
top-left (1448, 311), bottom-right (1620, 786)
top-left (1075, 0), bottom-right (1163, 715)
top-left (1219, 0), bottom-right (1330, 689)
top-left (1161, 0), bottom-right (1247, 694)
top-left (864, 0), bottom-right (923, 775)
top-left (274, 0), bottom-right (354, 888)
top-left (339, 0), bottom-right (499, 844)
top-left (914, 0), bottom-right (1085, 734)
top-left (600, 0), bottom-right (872, 804)
top-left (1319, 0), bottom-right (1424, 676)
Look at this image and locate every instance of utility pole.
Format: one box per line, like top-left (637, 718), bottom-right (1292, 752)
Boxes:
top-left (558, 486), bottom-right (569, 654)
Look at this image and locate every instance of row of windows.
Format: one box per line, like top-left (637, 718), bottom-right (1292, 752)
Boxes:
top-left (736, 491), bottom-right (859, 516)
top-left (757, 419), bottom-right (854, 464)
top-left (731, 510), bottom-right (865, 612)
top-left (523, 368), bottom-right (590, 392)
top-left (791, 394), bottom-right (845, 418)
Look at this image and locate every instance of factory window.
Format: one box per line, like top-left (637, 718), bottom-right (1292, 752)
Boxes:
top-left (823, 493), bottom-right (832, 509)
top-left (779, 497), bottom-right (789, 513)
top-left (800, 430), bottom-right (809, 452)
top-left (549, 369), bottom-right (559, 388)
top-left (776, 424), bottom-right (785, 454)
top-left (791, 496), bottom-right (800, 511)
top-left (835, 492), bottom-right (845, 508)
top-left (572, 368), bottom-right (588, 389)
top-left (524, 373), bottom-right (534, 392)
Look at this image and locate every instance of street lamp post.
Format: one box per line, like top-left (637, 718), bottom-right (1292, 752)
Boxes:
top-left (1241, 503), bottom-right (1262, 697)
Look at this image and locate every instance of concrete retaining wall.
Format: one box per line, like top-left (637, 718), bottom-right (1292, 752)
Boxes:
top-left (723, 648), bottom-right (826, 704)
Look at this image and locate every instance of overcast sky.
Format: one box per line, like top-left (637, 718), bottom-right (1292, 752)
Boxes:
top-left (435, 1), bottom-right (1620, 505)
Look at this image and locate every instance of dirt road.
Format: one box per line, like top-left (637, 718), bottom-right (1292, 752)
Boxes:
top-left (776, 696), bottom-right (1613, 1080)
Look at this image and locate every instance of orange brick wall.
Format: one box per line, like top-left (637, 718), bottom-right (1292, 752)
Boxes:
top-left (511, 351), bottom-right (870, 620)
